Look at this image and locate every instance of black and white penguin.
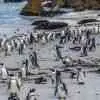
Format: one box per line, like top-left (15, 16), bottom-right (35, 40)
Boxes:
top-left (7, 42), bottom-right (12, 54)
top-left (29, 33), bottom-right (34, 44)
top-left (47, 32), bottom-right (53, 41)
top-left (59, 31), bottom-right (66, 44)
top-left (89, 37), bottom-right (96, 51)
top-left (55, 45), bottom-right (63, 60)
top-left (1, 64), bottom-right (8, 80)
top-left (26, 88), bottom-right (38, 100)
top-left (13, 40), bottom-right (17, 49)
top-left (18, 41), bottom-right (24, 55)
top-left (20, 66), bottom-right (26, 79)
top-left (41, 34), bottom-right (47, 44)
top-left (56, 83), bottom-right (68, 100)
top-left (8, 76), bottom-right (21, 97)
top-left (76, 68), bottom-right (85, 84)
top-left (80, 45), bottom-right (88, 57)
top-left (32, 51), bottom-right (39, 68)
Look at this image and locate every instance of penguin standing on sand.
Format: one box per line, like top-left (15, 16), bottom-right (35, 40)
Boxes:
top-left (55, 45), bottom-right (63, 60)
top-left (21, 66), bottom-right (26, 79)
top-left (32, 51), bottom-right (39, 68)
top-left (8, 75), bottom-right (21, 97)
top-left (29, 33), bottom-right (34, 44)
top-left (53, 32), bottom-right (56, 40)
top-left (1, 37), bottom-right (6, 48)
top-left (57, 83), bottom-right (68, 100)
top-left (13, 40), bottom-right (17, 49)
top-left (41, 34), bottom-right (47, 44)
top-left (18, 42), bottom-right (24, 55)
top-left (55, 70), bottom-right (62, 96)
top-left (59, 31), bottom-right (66, 44)
top-left (29, 54), bottom-right (35, 68)
top-left (1, 64), bottom-right (8, 80)
top-left (7, 43), bottom-right (12, 54)
top-left (89, 37), bottom-right (96, 51)
top-left (24, 58), bottom-right (29, 75)
top-left (81, 45), bottom-right (88, 57)
top-left (76, 68), bottom-right (85, 84)
top-left (47, 32), bottom-right (53, 41)
top-left (4, 45), bottom-right (8, 56)
top-left (51, 69), bottom-right (56, 86)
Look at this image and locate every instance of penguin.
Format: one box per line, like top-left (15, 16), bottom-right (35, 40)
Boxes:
top-left (81, 45), bottom-right (88, 57)
top-left (8, 76), bottom-right (21, 96)
top-left (47, 32), bottom-right (53, 41)
top-left (32, 51), bottom-right (39, 68)
top-left (55, 70), bottom-right (62, 96)
top-left (16, 40), bottom-right (21, 50)
top-left (0, 38), bottom-right (3, 48)
top-left (18, 42), bottom-right (24, 55)
top-left (81, 35), bottom-right (87, 46)
top-left (24, 58), bottom-right (29, 75)
top-left (1, 64), bottom-right (8, 80)
top-left (26, 34), bottom-right (30, 44)
top-left (57, 83), bottom-right (67, 100)
top-left (11, 40), bottom-right (15, 50)
top-left (7, 43), bottom-right (12, 54)
top-left (55, 45), bottom-right (63, 60)
top-left (41, 35), bottom-right (46, 44)
top-left (1, 38), bottom-right (6, 49)
top-left (52, 32), bottom-right (56, 40)
top-left (89, 37), bottom-right (96, 51)
top-left (29, 33), bottom-right (34, 44)
top-left (20, 67), bottom-right (26, 79)
top-left (51, 69), bottom-right (56, 86)
top-left (4, 45), bottom-right (8, 56)
top-left (59, 31), bottom-right (66, 44)
top-left (16, 73), bottom-right (22, 88)
top-left (77, 68), bottom-right (85, 85)
top-left (26, 88), bottom-right (38, 100)
top-left (13, 40), bottom-right (17, 49)
top-left (34, 34), bottom-right (38, 42)
top-left (29, 54), bottom-right (35, 67)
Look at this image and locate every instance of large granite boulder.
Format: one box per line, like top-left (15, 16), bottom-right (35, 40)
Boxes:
top-left (20, 0), bottom-right (100, 16)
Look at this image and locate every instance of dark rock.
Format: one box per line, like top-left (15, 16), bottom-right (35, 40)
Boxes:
top-left (35, 21), bottom-right (68, 30)
top-left (78, 19), bottom-right (99, 25)
top-left (69, 46), bottom-right (81, 51)
top-left (32, 20), bottom-right (49, 25)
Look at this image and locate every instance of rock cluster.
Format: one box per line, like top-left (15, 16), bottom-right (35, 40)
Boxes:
top-left (20, 0), bottom-right (100, 16)
top-left (64, 0), bottom-right (100, 10)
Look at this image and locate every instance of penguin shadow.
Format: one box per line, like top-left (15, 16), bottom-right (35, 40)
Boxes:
top-left (5, 53), bottom-right (11, 57)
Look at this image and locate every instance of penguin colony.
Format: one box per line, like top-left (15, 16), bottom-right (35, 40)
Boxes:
top-left (0, 24), bottom-right (98, 100)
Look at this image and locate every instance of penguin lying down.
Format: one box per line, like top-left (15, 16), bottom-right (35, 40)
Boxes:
top-left (34, 76), bottom-right (47, 84)
top-left (69, 46), bottom-right (81, 51)
top-left (78, 81), bottom-right (85, 85)
top-left (26, 88), bottom-right (39, 100)
top-left (8, 93), bottom-right (20, 100)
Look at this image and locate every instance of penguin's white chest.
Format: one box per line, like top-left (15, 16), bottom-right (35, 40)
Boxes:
top-left (1, 68), bottom-right (7, 79)
top-left (41, 36), bottom-right (46, 44)
top-left (78, 72), bottom-right (85, 83)
top-left (21, 68), bottom-right (26, 78)
top-left (10, 80), bottom-right (18, 93)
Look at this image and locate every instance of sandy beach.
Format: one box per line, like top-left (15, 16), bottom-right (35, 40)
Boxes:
top-left (0, 2), bottom-right (100, 100)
